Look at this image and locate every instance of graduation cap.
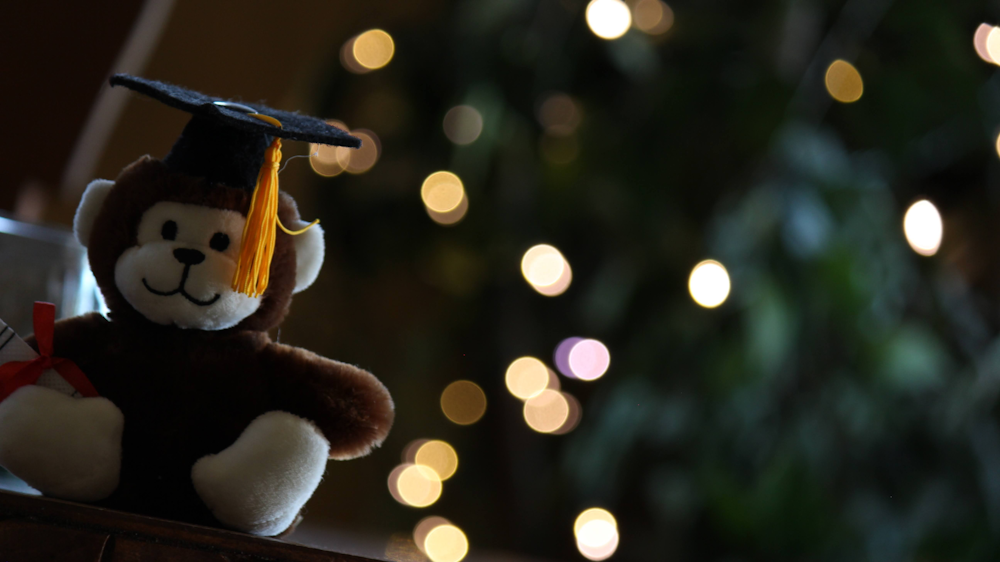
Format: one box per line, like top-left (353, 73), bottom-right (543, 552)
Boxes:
top-left (109, 74), bottom-right (360, 298)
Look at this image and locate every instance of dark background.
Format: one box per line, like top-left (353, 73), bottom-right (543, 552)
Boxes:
top-left (4, 0), bottom-right (1000, 560)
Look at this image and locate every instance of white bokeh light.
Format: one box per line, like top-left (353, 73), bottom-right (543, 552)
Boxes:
top-left (903, 200), bottom-right (943, 257)
top-left (688, 260), bottom-right (731, 308)
top-left (586, 0), bottom-right (632, 40)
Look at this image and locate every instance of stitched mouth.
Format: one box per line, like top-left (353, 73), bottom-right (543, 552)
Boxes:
top-left (142, 265), bottom-right (221, 307)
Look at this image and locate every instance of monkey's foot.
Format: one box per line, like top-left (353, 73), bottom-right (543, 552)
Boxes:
top-left (0, 385), bottom-right (123, 501)
top-left (191, 411), bottom-right (329, 536)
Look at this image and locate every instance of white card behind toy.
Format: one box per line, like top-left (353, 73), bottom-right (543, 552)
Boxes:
top-left (0, 318), bottom-right (78, 397)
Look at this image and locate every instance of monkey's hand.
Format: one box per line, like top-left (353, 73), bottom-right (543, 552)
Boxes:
top-left (0, 385), bottom-right (123, 501)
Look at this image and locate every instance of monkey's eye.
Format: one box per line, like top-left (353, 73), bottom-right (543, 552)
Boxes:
top-left (161, 220), bottom-right (178, 241)
top-left (210, 232), bottom-right (230, 252)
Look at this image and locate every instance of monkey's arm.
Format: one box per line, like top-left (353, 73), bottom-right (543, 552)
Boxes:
top-left (261, 342), bottom-right (394, 460)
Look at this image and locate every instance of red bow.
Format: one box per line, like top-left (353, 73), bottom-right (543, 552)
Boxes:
top-left (0, 302), bottom-right (98, 401)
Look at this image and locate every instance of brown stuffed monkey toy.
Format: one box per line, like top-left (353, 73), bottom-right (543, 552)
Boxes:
top-left (0, 75), bottom-right (394, 536)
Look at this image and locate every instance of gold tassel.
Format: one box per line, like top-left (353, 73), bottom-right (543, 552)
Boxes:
top-left (232, 114), bottom-right (319, 297)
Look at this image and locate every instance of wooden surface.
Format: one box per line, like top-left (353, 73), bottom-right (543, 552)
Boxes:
top-left (0, 490), bottom-right (380, 562)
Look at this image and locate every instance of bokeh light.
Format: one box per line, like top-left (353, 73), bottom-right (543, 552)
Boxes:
top-left (586, 0), bottom-right (632, 40)
top-left (574, 508), bottom-right (617, 535)
top-left (537, 93), bottom-right (581, 137)
top-left (424, 524), bottom-right (469, 562)
top-left (443, 105), bottom-right (484, 145)
top-left (824, 60), bottom-right (863, 103)
top-left (633, 0), bottom-right (674, 35)
top-left (353, 29), bottom-right (395, 70)
top-left (403, 438), bottom-right (430, 463)
top-left (521, 244), bottom-right (571, 295)
top-left (422, 171), bottom-right (466, 213)
top-left (552, 392), bottom-right (582, 435)
top-left (534, 259), bottom-right (572, 296)
top-left (554, 337), bottom-right (584, 378)
top-left (546, 367), bottom-right (561, 392)
top-left (414, 516), bottom-right (452, 554)
top-left (974, 24), bottom-right (996, 63)
top-left (987, 26), bottom-right (1000, 64)
top-left (340, 37), bottom-right (368, 74)
top-left (688, 260), bottom-right (731, 308)
top-left (575, 508), bottom-right (619, 561)
top-left (415, 440), bottom-right (459, 481)
top-left (568, 339), bottom-right (611, 381)
top-left (426, 193), bottom-right (469, 226)
top-left (345, 129), bottom-right (380, 174)
top-left (523, 389), bottom-right (571, 433)
top-left (389, 463), bottom-right (443, 507)
top-left (440, 380), bottom-right (487, 425)
top-left (387, 463), bottom-right (409, 505)
top-left (309, 120), bottom-right (352, 177)
top-left (505, 356), bottom-right (550, 400)
top-left (577, 525), bottom-right (620, 561)
top-left (903, 200), bottom-right (943, 257)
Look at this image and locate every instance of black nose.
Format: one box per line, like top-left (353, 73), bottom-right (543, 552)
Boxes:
top-left (173, 248), bottom-right (205, 266)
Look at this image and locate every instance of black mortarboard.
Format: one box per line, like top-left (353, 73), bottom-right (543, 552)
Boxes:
top-left (109, 74), bottom-right (360, 191)
top-left (109, 74), bottom-right (360, 298)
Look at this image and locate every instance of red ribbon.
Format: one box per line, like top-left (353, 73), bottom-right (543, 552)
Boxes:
top-left (0, 302), bottom-right (98, 401)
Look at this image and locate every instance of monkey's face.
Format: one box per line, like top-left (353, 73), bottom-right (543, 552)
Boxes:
top-left (114, 202), bottom-right (261, 330)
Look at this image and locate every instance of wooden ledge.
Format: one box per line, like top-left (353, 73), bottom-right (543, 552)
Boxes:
top-left (0, 490), bottom-right (378, 561)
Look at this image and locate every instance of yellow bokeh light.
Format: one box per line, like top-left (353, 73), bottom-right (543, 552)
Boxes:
top-left (424, 524), bottom-right (469, 562)
top-left (387, 463), bottom-right (409, 505)
top-left (426, 193), bottom-right (469, 226)
top-left (974, 24), bottom-right (996, 64)
top-left (578, 519), bottom-right (617, 549)
top-left (575, 508), bottom-right (617, 535)
top-left (443, 105), bottom-right (484, 145)
top-left (824, 60), bottom-right (863, 103)
top-left (441, 380), bottom-right (487, 425)
top-left (688, 259), bottom-right (730, 308)
top-left (987, 27), bottom-right (1000, 65)
top-left (415, 440), bottom-right (459, 481)
top-left (309, 120), bottom-right (352, 177)
top-left (353, 29), bottom-right (395, 70)
top-left (533, 260), bottom-right (572, 296)
top-left (552, 392), bottom-right (582, 435)
top-left (505, 357), bottom-right (550, 400)
top-left (396, 464), bottom-right (442, 507)
top-left (633, 0), bottom-right (674, 35)
top-left (422, 171), bottom-right (465, 213)
top-left (414, 516), bottom-right (452, 554)
top-left (523, 389), bottom-right (571, 433)
top-left (903, 199), bottom-right (943, 257)
top-left (521, 244), bottom-right (568, 289)
top-left (346, 129), bottom-right (381, 174)
top-left (586, 0), bottom-right (632, 40)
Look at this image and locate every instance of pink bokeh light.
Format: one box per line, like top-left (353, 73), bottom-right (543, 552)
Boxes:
top-left (568, 339), bottom-right (610, 381)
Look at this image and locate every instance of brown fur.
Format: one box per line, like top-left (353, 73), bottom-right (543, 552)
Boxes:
top-left (28, 157), bottom-right (394, 529)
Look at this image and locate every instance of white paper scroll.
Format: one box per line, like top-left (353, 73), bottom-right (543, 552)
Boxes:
top-left (0, 318), bottom-right (79, 397)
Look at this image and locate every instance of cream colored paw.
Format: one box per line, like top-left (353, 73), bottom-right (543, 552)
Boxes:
top-left (191, 411), bottom-right (330, 536)
top-left (0, 385), bottom-right (123, 501)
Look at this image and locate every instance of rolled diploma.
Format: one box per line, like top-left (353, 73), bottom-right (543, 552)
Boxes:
top-left (0, 318), bottom-right (79, 397)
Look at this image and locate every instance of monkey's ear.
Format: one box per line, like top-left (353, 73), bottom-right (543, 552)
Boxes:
top-left (292, 222), bottom-right (325, 293)
top-left (73, 180), bottom-right (115, 248)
